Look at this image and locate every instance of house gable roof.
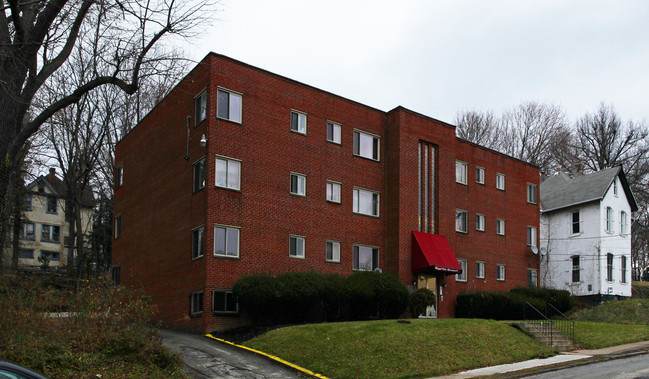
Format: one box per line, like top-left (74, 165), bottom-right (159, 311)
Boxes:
top-left (540, 166), bottom-right (638, 213)
top-left (26, 169), bottom-right (95, 208)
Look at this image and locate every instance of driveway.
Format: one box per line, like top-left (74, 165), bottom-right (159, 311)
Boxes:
top-left (160, 329), bottom-right (301, 378)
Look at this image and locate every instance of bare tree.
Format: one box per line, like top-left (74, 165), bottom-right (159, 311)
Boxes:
top-left (0, 0), bottom-right (215, 263)
top-left (455, 109), bottom-right (502, 150)
top-left (574, 103), bottom-right (649, 173)
top-left (455, 102), bottom-right (571, 173)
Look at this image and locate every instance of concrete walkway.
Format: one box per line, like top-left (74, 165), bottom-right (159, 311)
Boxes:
top-left (440, 340), bottom-right (649, 378)
top-left (160, 329), bottom-right (301, 379)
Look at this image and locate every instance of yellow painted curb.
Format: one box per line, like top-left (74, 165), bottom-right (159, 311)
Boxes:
top-left (205, 334), bottom-right (328, 379)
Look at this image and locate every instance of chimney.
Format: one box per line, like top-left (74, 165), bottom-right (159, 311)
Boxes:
top-left (48, 167), bottom-right (56, 183)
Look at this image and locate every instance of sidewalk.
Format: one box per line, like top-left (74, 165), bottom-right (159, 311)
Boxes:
top-left (440, 340), bottom-right (649, 378)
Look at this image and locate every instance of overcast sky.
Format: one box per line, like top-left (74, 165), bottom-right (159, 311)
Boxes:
top-left (185, 0), bottom-right (649, 126)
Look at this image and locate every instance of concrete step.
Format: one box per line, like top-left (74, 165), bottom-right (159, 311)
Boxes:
top-left (513, 322), bottom-right (577, 352)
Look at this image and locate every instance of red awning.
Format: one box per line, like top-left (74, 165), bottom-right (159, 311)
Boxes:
top-left (412, 231), bottom-right (462, 274)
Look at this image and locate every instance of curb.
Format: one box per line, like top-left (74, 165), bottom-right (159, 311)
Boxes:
top-left (205, 334), bottom-right (329, 379)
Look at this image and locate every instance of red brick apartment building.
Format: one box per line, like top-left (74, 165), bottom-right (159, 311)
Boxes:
top-left (113, 53), bottom-right (540, 332)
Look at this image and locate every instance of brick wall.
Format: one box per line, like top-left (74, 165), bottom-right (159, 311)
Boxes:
top-left (114, 53), bottom-right (540, 331)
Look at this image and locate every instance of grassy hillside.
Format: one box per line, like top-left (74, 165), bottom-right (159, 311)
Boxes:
top-left (632, 281), bottom-right (649, 299)
top-left (244, 319), bottom-right (553, 378)
top-left (0, 274), bottom-right (185, 378)
top-left (570, 299), bottom-right (649, 325)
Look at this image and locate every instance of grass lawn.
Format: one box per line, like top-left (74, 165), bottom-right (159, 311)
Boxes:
top-left (569, 298), bottom-right (649, 349)
top-left (570, 299), bottom-right (649, 325)
top-left (244, 318), bottom-right (554, 379)
top-left (574, 321), bottom-right (649, 349)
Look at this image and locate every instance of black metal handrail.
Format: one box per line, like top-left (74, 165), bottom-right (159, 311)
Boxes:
top-left (546, 302), bottom-right (575, 349)
top-left (524, 302), bottom-right (553, 348)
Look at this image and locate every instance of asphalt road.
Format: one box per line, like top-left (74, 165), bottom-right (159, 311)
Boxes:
top-left (159, 329), bottom-right (301, 379)
top-left (526, 353), bottom-right (649, 379)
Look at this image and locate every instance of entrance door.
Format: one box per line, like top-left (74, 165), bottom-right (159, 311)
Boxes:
top-left (416, 275), bottom-right (438, 318)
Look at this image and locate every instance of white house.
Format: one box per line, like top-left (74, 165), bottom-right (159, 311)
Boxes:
top-left (2, 168), bottom-right (94, 268)
top-left (540, 166), bottom-right (638, 302)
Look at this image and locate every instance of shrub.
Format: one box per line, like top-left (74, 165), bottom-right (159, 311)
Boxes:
top-left (233, 271), bottom-right (409, 325)
top-left (321, 274), bottom-right (349, 321)
top-left (232, 274), bottom-right (278, 324)
top-left (373, 272), bottom-right (409, 319)
top-left (347, 271), bottom-right (408, 320)
top-left (409, 288), bottom-right (436, 317)
top-left (275, 272), bottom-right (326, 323)
top-left (456, 287), bottom-right (574, 320)
top-left (0, 274), bottom-right (184, 378)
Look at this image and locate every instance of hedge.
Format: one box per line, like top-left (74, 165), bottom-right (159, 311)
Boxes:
top-left (455, 287), bottom-right (573, 320)
top-left (233, 271), bottom-right (409, 325)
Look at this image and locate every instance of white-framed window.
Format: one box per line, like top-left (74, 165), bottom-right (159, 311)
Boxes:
top-left (606, 207), bottom-right (614, 233)
top-left (290, 110), bottom-right (307, 134)
top-left (18, 249), bottom-right (34, 259)
top-left (527, 226), bottom-right (537, 247)
top-left (496, 219), bottom-right (505, 235)
top-left (193, 157), bottom-right (205, 192)
top-left (571, 210), bottom-right (581, 234)
top-left (192, 226), bottom-right (204, 260)
top-left (46, 195), bottom-right (57, 213)
top-left (195, 90), bottom-right (207, 125)
top-left (476, 166), bottom-right (485, 184)
top-left (290, 173), bottom-right (306, 196)
top-left (326, 181), bottom-right (341, 203)
top-left (20, 222), bottom-right (35, 240)
top-left (606, 253), bottom-right (614, 281)
top-left (621, 255), bottom-right (627, 284)
top-left (41, 224), bottom-right (60, 243)
top-left (613, 178), bottom-right (618, 196)
top-left (40, 250), bottom-right (60, 262)
top-left (116, 165), bottom-right (123, 188)
top-left (353, 130), bottom-right (380, 161)
top-left (114, 215), bottom-right (122, 239)
top-left (455, 161), bottom-right (468, 185)
top-left (572, 255), bottom-right (580, 283)
top-left (476, 261), bottom-right (485, 279)
top-left (353, 187), bottom-right (379, 217)
top-left (476, 214), bottom-right (485, 232)
top-left (217, 88), bottom-right (242, 123)
top-left (527, 183), bottom-right (537, 204)
top-left (326, 241), bottom-right (340, 262)
top-left (190, 291), bottom-right (203, 317)
top-left (620, 211), bottom-right (627, 235)
top-left (289, 235), bottom-right (305, 258)
top-left (456, 259), bottom-right (467, 282)
top-left (496, 173), bottom-right (505, 190)
top-left (496, 264), bottom-right (505, 281)
top-left (455, 210), bottom-right (468, 233)
top-left (353, 244), bottom-right (379, 271)
top-left (215, 156), bottom-right (241, 190)
top-left (327, 121), bottom-right (341, 144)
top-left (527, 269), bottom-right (538, 287)
top-left (214, 225), bottom-right (240, 258)
top-left (212, 290), bottom-right (238, 314)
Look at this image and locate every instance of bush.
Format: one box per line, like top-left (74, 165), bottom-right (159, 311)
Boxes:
top-left (321, 274), bottom-right (349, 321)
top-left (275, 272), bottom-right (326, 323)
top-left (346, 271), bottom-right (408, 320)
top-left (409, 288), bottom-right (436, 317)
top-left (232, 274), bottom-right (278, 324)
top-left (0, 274), bottom-right (184, 378)
top-left (233, 271), bottom-right (409, 325)
top-left (456, 287), bottom-right (573, 320)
